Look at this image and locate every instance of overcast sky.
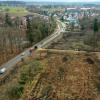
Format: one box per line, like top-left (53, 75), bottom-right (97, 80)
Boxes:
top-left (2, 0), bottom-right (100, 2)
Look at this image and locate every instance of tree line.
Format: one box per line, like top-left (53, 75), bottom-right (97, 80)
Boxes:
top-left (80, 16), bottom-right (100, 51)
top-left (26, 16), bottom-right (56, 45)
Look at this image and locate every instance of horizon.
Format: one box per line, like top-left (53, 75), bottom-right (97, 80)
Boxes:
top-left (1, 0), bottom-right (100, 2)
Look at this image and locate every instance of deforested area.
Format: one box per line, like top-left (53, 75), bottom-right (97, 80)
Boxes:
top-left (22, 51), bottom-right (100, 100)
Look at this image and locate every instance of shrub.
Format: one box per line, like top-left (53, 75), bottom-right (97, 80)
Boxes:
top-left (85, 58), bottom-right (94, 64)
top-left (7, 84), bottom-right (24, 99)
top-left (19, 73), bottom-right (29, 85)
top-left (96, 82), bottom-right (100, 92)
top-left (62, 56), bottom-right (68, 62)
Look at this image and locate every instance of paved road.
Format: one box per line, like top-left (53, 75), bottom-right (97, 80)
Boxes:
top-left (0, 18), bottom-right (66, 77)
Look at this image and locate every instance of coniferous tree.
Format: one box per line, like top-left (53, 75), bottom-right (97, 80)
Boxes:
top-left (93, 18), bottom-right (99, 33)
top-left (93, 18), bottom-right (99, 50)
top-left (5, 13), bottom-right (12, 26)
top-left (26, 17), bottom-right (33, 45)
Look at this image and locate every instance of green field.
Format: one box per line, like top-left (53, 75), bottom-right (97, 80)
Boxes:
top-left (0, 6), bottom-right (30, 16)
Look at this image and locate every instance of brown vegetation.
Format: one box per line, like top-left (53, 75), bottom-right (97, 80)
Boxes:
top-left (27, 52), bottom-right (100, 100)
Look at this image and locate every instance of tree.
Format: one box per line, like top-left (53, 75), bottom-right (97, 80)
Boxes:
top-left (70, 22), bottom-right (75, 31)
top-left (93, 18), bottom-right (99, 33)
top-left (92, 18), bottom-right (99, 50)
top-left (61, 16), bottom-right (64, 21)
top-left (26, 17), bottom-right (34, 45)
top-left (81, 24), bottom-right (85, 31)
top-left (5, 13), bottom-right (12, 26)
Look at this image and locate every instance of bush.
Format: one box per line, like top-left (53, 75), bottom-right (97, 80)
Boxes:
top-left (7, 60), bottom-right (43, 100)
top-left (85, 58), bottom-right (94, 64)
top-left (62, 56), bottom-right (68, 62)
top-left (96, 82), bottom-right (100, 92)
top-left (19, 73), bottom-right (29, 85)
top-left (41, 85), bottom-right (53, 97)
top-left (7, 84), bottom-right (24, 99)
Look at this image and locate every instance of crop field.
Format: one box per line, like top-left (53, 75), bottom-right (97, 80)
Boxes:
top-left (0, 6), bottom-right (29, 16)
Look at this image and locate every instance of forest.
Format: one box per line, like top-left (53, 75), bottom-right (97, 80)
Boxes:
top-left (0, 13), bottom-right (56, 66)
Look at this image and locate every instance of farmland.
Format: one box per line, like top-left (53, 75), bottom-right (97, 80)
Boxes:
top-left (0, 6), bottom-right (29, 16)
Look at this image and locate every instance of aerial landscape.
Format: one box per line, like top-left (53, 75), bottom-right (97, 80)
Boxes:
top-left (0, 0), bottom-right (100, 100)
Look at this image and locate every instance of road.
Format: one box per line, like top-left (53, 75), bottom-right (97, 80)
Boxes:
top-left (0, 18), bottom-right (66, 77)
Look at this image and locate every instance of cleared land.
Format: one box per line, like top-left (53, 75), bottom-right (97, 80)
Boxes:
top-left (23, 51), bottom-right (100, 100)
top-left (48, 31), bottom-right (100, 51)
top-left (0, 50), bottom-right (100, 100)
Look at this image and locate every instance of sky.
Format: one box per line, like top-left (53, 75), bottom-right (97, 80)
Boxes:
top-left (1, 0), bottom-right (100, 2)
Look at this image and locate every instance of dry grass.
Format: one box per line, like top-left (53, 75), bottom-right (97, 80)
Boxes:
top-left (1, 51), bottom-right (100, 100)
top-left (27, 52), bottom-right (100, 100)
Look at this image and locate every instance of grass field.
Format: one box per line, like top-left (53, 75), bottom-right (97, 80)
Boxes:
top-left (0, 6), bottom-right (30, 16)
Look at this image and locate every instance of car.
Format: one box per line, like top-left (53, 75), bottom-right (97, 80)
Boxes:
top-left (34, 46), bottom-right (38, 50)
top-left (21, 52), bottom-right (25, 56)
top-left (0, 68), bottom-right (6, 74)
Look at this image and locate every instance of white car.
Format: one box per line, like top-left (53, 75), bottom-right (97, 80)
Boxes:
top-left (21, 52), bottom-right (25, 56)
top-left (0, 68), bottom-right (6, 74)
